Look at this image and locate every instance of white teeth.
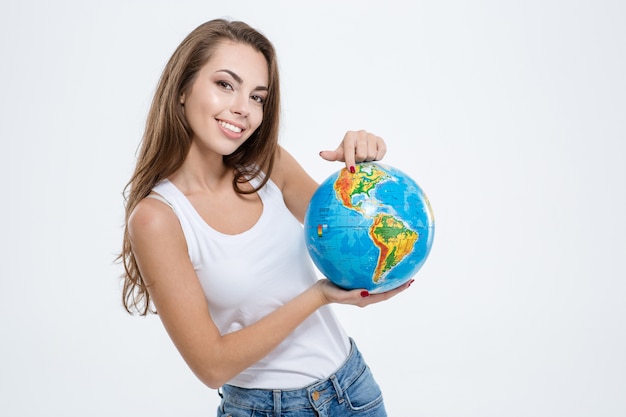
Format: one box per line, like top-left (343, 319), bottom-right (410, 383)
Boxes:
top-left (219, 121), bottom-right (242, 133)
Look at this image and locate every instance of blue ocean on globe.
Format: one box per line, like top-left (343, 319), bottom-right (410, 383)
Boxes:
top-left (304, 162), bottom-right (435, 293)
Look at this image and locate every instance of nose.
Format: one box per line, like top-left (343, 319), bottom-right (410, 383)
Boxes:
top-left (231, 92), bottom-right (250, 118)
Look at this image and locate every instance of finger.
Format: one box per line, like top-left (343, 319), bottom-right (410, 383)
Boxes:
top-left (319, 149), bottom-right (340, 162)
top-left (360, 280), bottom-right (412, 305)
top-left (362, 133), bottom-right (385, 162)
top-left (354, 131), bottom-right (369, 163)
top-left (341, 132), bottom-right (357, 172)
top-left (374, 138), bottom-right (387, 161)
top-left (368, 134), bottom-right (386, 161)
top-left (362, 133), bottom-right (378, 162)
top-left (364, 137), bottom-right (376, 162)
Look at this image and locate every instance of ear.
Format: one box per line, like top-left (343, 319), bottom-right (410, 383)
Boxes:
top-left (180, 92), bottom-right (186, 105)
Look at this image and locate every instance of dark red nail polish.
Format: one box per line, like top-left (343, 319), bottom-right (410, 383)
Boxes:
top-left (408, 279), bottom-right (415, 287)
top-left (349, 166), bottom-right (356, 174)
top-left (360, 290), bottom-right (369, 297)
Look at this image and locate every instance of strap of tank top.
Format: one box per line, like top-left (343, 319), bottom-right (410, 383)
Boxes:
top-left (146, 193), bottom-right (173, 209)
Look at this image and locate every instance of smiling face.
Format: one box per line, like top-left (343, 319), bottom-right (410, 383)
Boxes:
top-left (180, 41), bottom-right (269, 157)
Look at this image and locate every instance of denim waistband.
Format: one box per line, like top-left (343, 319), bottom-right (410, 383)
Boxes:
top-left (221, 338), bottom-right (365, 413)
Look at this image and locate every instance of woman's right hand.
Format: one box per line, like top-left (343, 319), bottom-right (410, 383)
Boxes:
top-left (314, 278), bottom-right (413, 308)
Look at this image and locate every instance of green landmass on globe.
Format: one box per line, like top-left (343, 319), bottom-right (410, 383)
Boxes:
top-left (369, 213), bottom-right (419, 283)
top-left (334, 166), bottom-right (419, 284)
top-left (304, 162), bottom-right (434, 293)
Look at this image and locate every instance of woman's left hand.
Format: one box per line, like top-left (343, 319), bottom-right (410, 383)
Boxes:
top-left (319, 130), bottom-right (387, 172)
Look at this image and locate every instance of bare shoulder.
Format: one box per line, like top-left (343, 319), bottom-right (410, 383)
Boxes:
top-left (127, 195), bottom-right (189, 278)
top-left (271, 146), bottom-right (315, 187)
top-left (128, 195), bottom-right (180, 240)
top-left (270, 146), bottom-right (297, 190)
top-left (270, 146), bottom-right (319, 223)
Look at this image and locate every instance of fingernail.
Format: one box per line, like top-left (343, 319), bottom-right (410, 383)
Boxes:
top-left (408, 279), bottom-right (415, 288)
top-left (349, 166), bottom-right (356, 174)
top-left (360, 290), bottom-right (370, 297)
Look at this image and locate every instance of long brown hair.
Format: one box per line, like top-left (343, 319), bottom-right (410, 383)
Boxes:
top-left (119, 19), bottom-right (281, 315)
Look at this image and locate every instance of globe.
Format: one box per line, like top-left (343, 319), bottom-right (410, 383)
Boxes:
top-left (304, 162), bottom-right (435, 293)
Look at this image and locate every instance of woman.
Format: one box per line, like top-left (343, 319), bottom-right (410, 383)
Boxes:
top-left (119, 18), bottom-right (411, 416)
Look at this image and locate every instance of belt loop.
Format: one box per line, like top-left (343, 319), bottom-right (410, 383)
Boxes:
top-left (330, 374), bottom-right (344, 403)
top-left (273, 389), bottom-right (281, 416)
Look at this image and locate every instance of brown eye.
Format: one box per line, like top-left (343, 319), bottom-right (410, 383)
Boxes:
top-left (251, 94), bottom-right (265, 105)
top-left (217, 81), bottom-right (233, 90)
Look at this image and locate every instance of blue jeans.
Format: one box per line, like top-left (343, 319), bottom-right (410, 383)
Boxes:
top-left (217, 339), bottom-right (387, 416)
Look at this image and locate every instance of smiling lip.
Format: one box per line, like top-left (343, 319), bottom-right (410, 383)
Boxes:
top-left (217, 119), bottom-right (245, 133)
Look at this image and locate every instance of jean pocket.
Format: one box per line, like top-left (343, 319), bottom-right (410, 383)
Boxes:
top-left (343, 366), bottom-right (385, 412)
top-left (218, 401), bottom-right (257, 417)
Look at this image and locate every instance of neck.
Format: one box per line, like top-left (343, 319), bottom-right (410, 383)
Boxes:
top-left (169, 147), bottom-right (234, 195)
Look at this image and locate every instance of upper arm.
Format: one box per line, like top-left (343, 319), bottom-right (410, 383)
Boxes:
top-left (271, 146), bottom-right (319, 223)
top-left (127, 191), bottom-right (335, 387)
top-left (128, 198), bottom-right (223, 382)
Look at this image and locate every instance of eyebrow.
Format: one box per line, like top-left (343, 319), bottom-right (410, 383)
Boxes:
top-left (217, 69), bottom-right (268, 91)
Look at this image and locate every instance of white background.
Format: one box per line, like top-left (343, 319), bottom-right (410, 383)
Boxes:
top-left (1, 0), bottom-right (625, 416)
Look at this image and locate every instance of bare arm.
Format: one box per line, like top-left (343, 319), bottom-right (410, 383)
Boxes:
top-left (128, 196), bottom-right (406, 389)
top-left (274, 130), bottom-right (387, 222)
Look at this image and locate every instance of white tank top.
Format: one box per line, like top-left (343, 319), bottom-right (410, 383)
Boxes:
top-left (151, 177), bottom-right (350, 389)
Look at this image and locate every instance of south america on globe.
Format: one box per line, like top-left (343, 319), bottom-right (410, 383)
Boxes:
top-left (304, 162), bottom-right (435, 293)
